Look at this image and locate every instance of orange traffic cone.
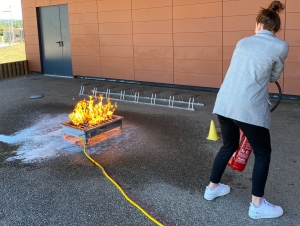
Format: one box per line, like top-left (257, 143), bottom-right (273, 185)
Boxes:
top-left (206, 120), bottom-right (220, 141)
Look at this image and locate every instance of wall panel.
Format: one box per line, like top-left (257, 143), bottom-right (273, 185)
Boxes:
top-left (174, 32), bottom-right (222, 47)
top-left (26, 53), bottom-right (41, 71)
top-left (134, 47), bottom-right (173, 59)
top-left (22, 0), bottom-right (36, 8)
top-left (24, 44), bottom-right (40, 54)
top-left (100, 46), bottom-right (134, 58)
top-left (174, 72), bottom-right (223, 88)
top-left (72, 56), bottom-right (100, 67)
top-left (284, 79), bottom-right (300, 95)
top-left (98, 2), bottom-right (134, 81)
top-left (133, 34), bottom-right (173, 47)
top-left (22, 7), bottom-right (36, 17)
top-left (173, 0), bottom-right (222, 5)
top-left (173, 1), bottom-right (222, 88)
top-left (97, 10), bottom-right (132, 23)
top-left (285, 30), bottom-right (300, 46)
top-left (35, 0), bottom-right (50, 7)
top-left (70, 24), bottom-right (99, 35)
top-left (69, 13), bottom-right (98, 24)
top-left (174, 47), bottom-right (222, 60)
top-left (68, 1), bottom-right (97, 14)
top-left (101, 68), bottom-right (134, 80)
top-left (101, 57), bottom-right (134, 69)
top-left (72, 45), bottom-right (100, 56)
top-left (135, 70), bottom-right (173, 84)
top-left (286, 0), bottom-right (300, 13)
top-left (173, 2), bottom-right (222, 19)
top-left (132, 0), bottom-right (172, 9)
top-left (286, 47), bottom-right (300, 63)
top-left (132, 7), bottom-right (172, 21)
top-left (97, 0), bottom-right (131, 12)
top-left (284, 0), bottom-right (300, 95)
top-left (22, 1), bottom-right (40, 72)
top-left (68, 0), bottom-right (95, 3)
top-left (134, 58), bottom-right (173, 72)
top-left (69, 0), bottom-right (100, 77)
top-left (98, 22), bottom-right (132, 35)
top-left (132, 2), bottom-right (173, 84)
top-left (24, 35), bottom-right (39, 45)
top-left (72, 65), bottom-right (101, 77)
top-left (70, 34), bottom-right (99, 45)
top-left (223, 0), bottom-right (273, 17)
top-left (173, 17), bottom-right (222, 33)
top-left (133, 21), bottom-right (172, 34)
top-left (51, 0), bottom-right (68, 5)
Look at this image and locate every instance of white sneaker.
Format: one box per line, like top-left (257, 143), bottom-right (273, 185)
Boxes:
top-left (248, 198), bottom-right (283, 219)
top-left (204, 183), bottom-right (231, 200)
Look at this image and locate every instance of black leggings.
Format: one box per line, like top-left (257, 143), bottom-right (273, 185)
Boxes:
top-left (209, 115), bottom-right (272, 197)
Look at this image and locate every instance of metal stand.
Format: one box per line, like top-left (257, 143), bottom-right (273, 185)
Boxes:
top-left (79, 84), bottom-right (204, 111)
top-left (62, 116), bottom-right (123, 144)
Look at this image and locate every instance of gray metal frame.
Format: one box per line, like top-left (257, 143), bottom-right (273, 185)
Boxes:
top-left (61, 115), bottom-right (123, 144)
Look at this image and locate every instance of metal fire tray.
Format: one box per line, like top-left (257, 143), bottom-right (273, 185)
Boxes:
top-left (62, 115), bottom-right (123, 143)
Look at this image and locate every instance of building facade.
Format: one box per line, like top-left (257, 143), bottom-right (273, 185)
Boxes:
top-left (21, 0), bottom-right (300, 95)
top-left (2, 28), bottom-right (24, 43)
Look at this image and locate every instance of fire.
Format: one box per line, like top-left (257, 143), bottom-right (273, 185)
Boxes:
top-left (69, 95), bottom-right (117, 126)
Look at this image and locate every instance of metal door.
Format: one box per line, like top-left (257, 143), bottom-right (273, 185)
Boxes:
top-left (38, 5), bottom-right (72, 76)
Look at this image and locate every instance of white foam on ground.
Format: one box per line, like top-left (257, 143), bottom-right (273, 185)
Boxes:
top-left (0, 114), bottom-right (128, 163)
top-left (0, 114), bottom-right (81, 162)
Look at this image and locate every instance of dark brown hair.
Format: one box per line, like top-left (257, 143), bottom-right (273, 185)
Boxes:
top-left (256, 1), bottom-right (285, 32)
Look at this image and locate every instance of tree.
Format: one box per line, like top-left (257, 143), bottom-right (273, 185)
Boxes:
top-left (0, 20), bottom-right (23, 29)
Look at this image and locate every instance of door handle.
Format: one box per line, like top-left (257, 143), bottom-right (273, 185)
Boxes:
top-left (55, 41), bottom-right (64, 47)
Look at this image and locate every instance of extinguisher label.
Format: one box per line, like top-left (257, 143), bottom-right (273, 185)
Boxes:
top-left (236, 157), bottom-right (246, 164)
top-left (235, 142), bottom-right (252, 164)
top-left (236, 152), bottom-right (249, 164)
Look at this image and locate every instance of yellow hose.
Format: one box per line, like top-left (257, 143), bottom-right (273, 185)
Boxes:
top-left (80, 137), bottom-right (164, 226)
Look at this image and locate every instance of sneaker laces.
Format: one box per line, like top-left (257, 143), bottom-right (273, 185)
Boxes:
top-left (219, 183), bottom-right (225, 188)
top-left (263, 199), bottom-right (275, 207)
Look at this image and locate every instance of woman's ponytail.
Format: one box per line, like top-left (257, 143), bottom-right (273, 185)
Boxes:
top-left (268, 1), bottom-right (285, 14)
top-left (256, 1), bottom-right (285, 33)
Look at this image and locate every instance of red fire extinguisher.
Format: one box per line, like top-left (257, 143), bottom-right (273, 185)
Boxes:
top-left (227, 130), bottom-right (252, 172)
top-left (227, 81), bottom-right (282, 172)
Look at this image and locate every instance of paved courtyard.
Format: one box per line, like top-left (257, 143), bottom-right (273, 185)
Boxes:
top-left (0, 74), bottom-right (299, 225)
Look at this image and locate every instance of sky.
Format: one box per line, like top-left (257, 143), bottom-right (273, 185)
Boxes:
top-left (0, 0), bottom-right (23, 20)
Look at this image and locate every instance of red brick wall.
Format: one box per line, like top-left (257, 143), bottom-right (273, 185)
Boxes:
top-left (21, 0), bottom-right (300, 95)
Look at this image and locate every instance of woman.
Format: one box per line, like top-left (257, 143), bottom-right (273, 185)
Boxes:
top-left (203, 1), bottom-right (289, 219)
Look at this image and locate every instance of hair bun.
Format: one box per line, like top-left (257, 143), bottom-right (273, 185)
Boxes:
top-left (268, 1), bottom-right (285, 13)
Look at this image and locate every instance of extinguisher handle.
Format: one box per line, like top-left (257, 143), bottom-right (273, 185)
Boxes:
top-left (270, 81), bottom-right (282, 113)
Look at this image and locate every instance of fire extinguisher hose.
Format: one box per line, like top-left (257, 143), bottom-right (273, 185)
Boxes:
top-left (270, 81), bottom-right (282, 113)
top-left (79, 137), bottom-right (164, 226)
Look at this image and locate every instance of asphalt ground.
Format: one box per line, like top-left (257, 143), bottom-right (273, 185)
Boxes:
top-left (0, 74), bottom-right (299, 226)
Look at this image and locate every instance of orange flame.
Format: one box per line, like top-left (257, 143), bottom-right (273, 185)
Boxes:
top-left (69, 95), bottom-right (117, 126)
